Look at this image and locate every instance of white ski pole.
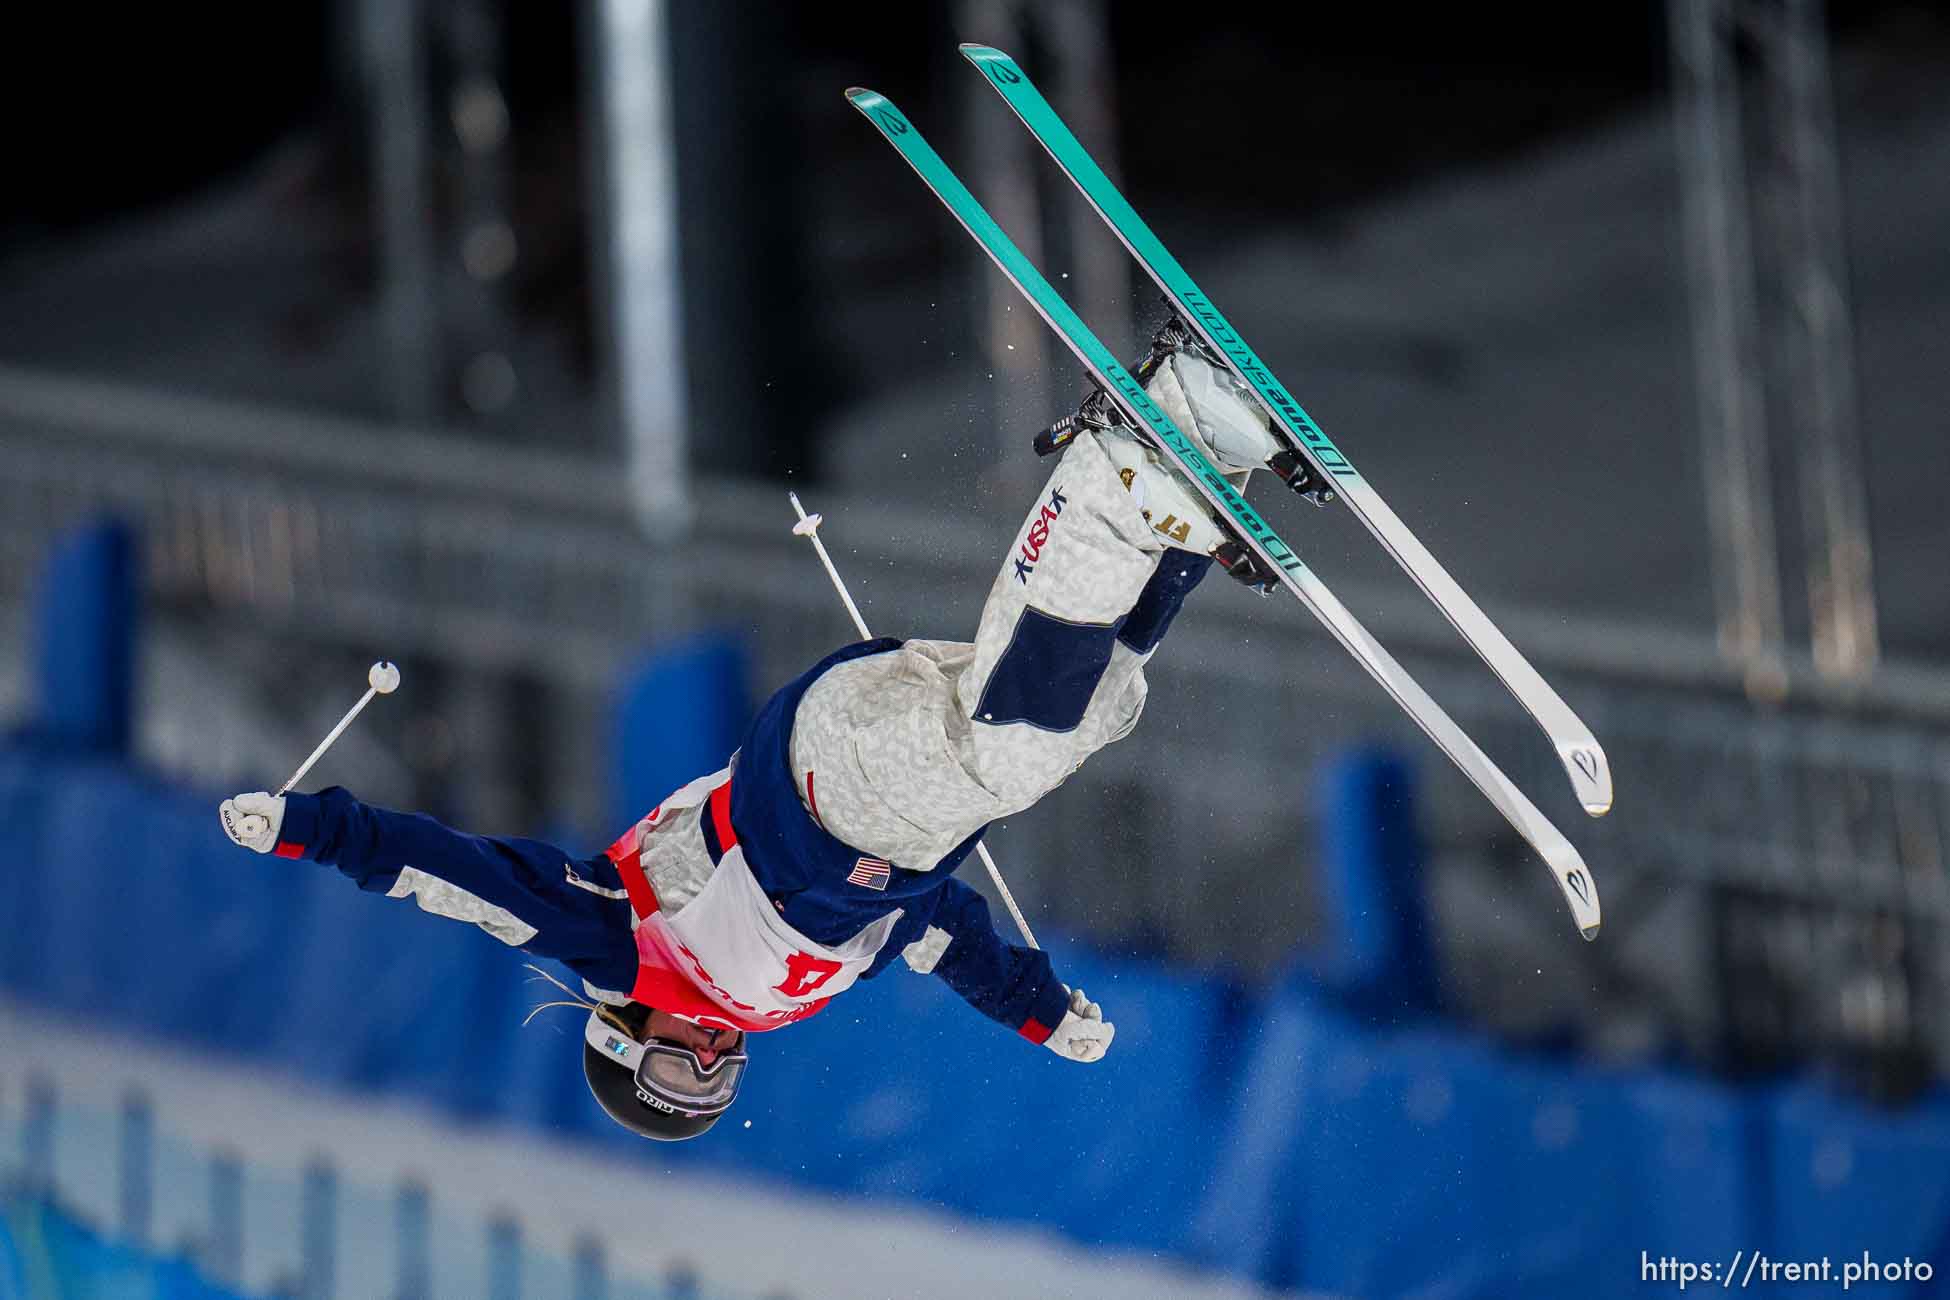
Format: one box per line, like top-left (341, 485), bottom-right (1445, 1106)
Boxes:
top-left (234, 661), bottom-right (402, 840)
top-left (788, 492), bottom-right (1041, 951)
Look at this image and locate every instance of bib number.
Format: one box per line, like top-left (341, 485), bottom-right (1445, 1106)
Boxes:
top-left (775, 951), bottom-right (844, 999)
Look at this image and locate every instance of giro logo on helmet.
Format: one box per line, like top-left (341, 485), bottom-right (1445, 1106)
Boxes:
top-left (635, 1087), bottom-right (678, 1114)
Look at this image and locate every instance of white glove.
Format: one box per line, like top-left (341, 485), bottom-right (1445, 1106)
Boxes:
top-left (1043, 985), bottom-right (1115, 1063)
top-left (219, 792), bottom-right (286, 854)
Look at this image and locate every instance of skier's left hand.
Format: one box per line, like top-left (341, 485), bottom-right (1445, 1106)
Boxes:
top-left (219, 792), bottom-right (286, 854)
top-left (1043, 985), bottom-right (1115, 1063)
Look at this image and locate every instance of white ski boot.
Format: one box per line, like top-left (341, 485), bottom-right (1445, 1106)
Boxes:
top-left (1031, 315), bottom-right (1324, 591)
top-left (1085, 430), bottom-right (1273, 593)
top-left (1138, 317), bottom-right (1335, 506)
top-left (1093, 431), bottom-right (1229, 554)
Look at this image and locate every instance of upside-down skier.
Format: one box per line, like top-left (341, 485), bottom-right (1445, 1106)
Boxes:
top-left (218, 331), bottom-right (1290, 1140)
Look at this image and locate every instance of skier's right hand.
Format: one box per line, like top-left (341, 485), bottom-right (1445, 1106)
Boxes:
top-left (219, 792), bottom-right (286, 854)
top-left (1043, 985), bottom-right (1115, 1063)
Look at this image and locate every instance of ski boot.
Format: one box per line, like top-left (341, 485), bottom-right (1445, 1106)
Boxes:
top-left (1031, 316), bottom-right (1323, 593)
top-left (1092, 428), bottom-right (1282, 594)
top-left (1136, 316), bottom-right (1335, 507)
top-left (1033, 385), bottom-right (1276, 593)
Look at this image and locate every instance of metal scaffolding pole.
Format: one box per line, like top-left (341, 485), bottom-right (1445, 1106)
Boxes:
top-left (359, 0), bottom-right (438, 424)
top-left (1671, 0), bottom-right (1789, 695)
top-left (1671, 0), bottom-right (1877, 691)
top-left (960, 0), bottom-right (1054, 488)
top-left (1761, 0), bottom-right (1878, 680)
top-left (442, 0), bottom-right (523, 424)
top-left (587, 0), bottom-right (690, 538)
top-left (1039, 0), bottom-right (1131, 347)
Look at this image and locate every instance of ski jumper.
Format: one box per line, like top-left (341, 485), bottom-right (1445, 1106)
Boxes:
top-left (270, 431), bottom-right (1208, 1044)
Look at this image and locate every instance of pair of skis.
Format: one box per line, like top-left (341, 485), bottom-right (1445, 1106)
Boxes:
top-left (848, 46), bottom-right (1609, 939)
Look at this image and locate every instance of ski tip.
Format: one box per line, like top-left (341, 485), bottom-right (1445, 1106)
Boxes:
top-left (1560, 741), bottom-right (1614, 818)
top-left (959, 43), bottom-right (1007, 58)
top-left (844, 86), bottom-right (876, 103)
top-left (1557, 860), bottom-right (1600, 941)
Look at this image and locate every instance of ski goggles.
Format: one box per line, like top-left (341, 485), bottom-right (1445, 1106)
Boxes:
top-left (584, 1012), bottom-right (748, 1117)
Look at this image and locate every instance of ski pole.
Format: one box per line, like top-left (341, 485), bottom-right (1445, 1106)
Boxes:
top-left (279, 660), bottom-right (402, 794)
top-left (787, 492), bottom-right (1040, 950)
top-left (234, 661), bottom-right (402, 841)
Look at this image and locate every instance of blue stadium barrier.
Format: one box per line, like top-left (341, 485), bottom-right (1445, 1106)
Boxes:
top-left (609, 635), bottom-right (751, 832)
top-left (27, 521), bottom-right (137, 755)
top-left (1310, 748), bottom-right (1440, 1014)
top-left (4, 741), bottom-right (1949, 1293)
top-left (1761, 1079), bottom-right (1950, 1269)
top-left (1189, 986), bottom-right (1758, 1298)
top-left (700, 942), bottom-right (1238, 1257)
top-left (1184, 983), bottom-right (1322, 1280)
top-left (0, 1194), bottom-right (247, 1300)
top-left (0, 747), bottom-right (555, 1117)
top-left (1467, 1055), bottom-right (1756, 1298)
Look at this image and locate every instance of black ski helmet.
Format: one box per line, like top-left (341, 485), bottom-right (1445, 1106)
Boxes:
top-left (581, 1009), bottom-right (745, 1142)
top-left (583, 1040), bottom-right (722, 1141)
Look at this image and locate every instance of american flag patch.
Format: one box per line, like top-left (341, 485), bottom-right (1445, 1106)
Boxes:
top-left (847, 856), bottom-right (892, 891)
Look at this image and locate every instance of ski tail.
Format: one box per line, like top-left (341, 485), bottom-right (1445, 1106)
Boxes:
top-left (846, 86), bottom-right (1600, 939)
top-left (958, 43), bottom-right (1613, 820)
top-left (841, 91), bottom-right (1307, 584)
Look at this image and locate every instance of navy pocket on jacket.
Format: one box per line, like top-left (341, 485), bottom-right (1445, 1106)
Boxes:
top-left (972, 607), bottom-right (1123, 733)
